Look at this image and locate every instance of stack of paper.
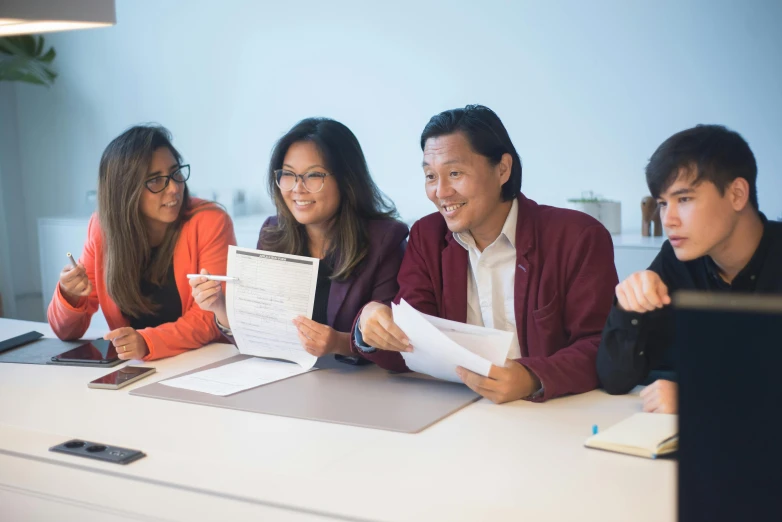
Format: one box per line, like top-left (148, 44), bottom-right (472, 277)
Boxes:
top-left (392, 299), bottom-right (513, 382)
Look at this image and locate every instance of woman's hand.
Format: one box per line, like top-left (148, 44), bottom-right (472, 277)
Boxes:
top-left (104, 327), bottom-right (150, 360)
top-left (292, 316), bottom-right (352, 357)
top-left (189, 268), bottom-right (230, 327)
top-left (58, 263), bottom-right (92, 307)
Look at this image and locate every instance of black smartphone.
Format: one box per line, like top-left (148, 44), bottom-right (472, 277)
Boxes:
top-left (50, 339), bottom-right (120, 365)
top-left (88, 366), bottom-right (156, 389)
top-left (0, 331), bottom-right (44, 354)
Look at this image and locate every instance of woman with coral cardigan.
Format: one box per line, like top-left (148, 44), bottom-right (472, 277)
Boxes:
top-left (48, 125), bottom-right (235, 361)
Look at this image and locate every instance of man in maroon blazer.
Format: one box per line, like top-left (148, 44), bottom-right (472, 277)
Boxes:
top-left (353, 105), bottom-right (618, 403)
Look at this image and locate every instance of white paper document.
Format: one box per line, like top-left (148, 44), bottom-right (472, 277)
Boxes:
top-left (161, 358), bottom-right (312, 397)
top-left (393, 299), bottom-right (514, 382)
top-left (225, 245), bottom-right (319, 370)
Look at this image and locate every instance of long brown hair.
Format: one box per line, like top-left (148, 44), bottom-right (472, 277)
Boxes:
top-left (262, 118), bottom-right (397, 280)
top-left (98, 125), bottom-right (197, 318)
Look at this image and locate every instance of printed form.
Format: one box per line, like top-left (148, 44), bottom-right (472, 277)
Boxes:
top-left (161, 246), bottom-right (320, 397)
top-left (226, 245), bottom-right (320, 369)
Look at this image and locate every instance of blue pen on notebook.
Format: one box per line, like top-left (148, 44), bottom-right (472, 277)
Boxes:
top-left (592, 424), bottom-right (599, 435)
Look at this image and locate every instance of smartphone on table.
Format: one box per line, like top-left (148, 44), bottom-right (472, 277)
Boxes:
top-left (88, 366), bottom-right (156, 390)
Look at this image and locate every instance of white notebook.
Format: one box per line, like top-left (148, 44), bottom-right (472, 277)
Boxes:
top-left (584, 412), bottom-right (678, 459)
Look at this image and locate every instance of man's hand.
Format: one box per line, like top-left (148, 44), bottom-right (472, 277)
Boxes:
top-left (104, 327), bottom-right (150, 360)
top-left (616, 270), bottom-right (671, 313)
top-left (292, 316), bottom-right (351, 356)
top-left (640, 379), bottom-right (678, 414)
top-left (456, 360), bottom-right (541, 404)
top-left (358, 302), bottom-right (411, 352)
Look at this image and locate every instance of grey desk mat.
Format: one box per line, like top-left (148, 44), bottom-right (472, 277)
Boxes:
top-left (0, 338), bottom-right (87, 365)
top-left (131, 354), bottom-right (480, 433)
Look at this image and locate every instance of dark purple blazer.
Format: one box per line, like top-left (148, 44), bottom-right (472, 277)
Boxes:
top-left (259, 216), bottom-right (409, 333)
top-left (352, 194), bottom-right (618, 401)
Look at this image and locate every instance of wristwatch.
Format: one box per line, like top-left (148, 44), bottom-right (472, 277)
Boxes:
top-left (215, 317), bottom-right (233, 337)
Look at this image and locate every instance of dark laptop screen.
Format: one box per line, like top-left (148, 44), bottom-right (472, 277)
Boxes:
top-left (675, 292), bottom-right (782, 522)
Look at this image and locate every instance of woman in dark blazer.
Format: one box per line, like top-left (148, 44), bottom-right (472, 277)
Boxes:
top-left (190, 118), bottom-right (408, 362)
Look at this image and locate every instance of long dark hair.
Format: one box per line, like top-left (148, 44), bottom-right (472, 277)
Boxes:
top-left (98, 124), bottom-right (196, 318)
top-left (262, 118), bottom-right (397, 280)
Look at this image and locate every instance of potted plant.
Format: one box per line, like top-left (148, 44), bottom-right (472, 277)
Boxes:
top-left (0, 35), bottom-right (56, 317)
top-left (0, 35), bottom-right (57, 86)
top-left (566, 191), bottom-right (622, 234)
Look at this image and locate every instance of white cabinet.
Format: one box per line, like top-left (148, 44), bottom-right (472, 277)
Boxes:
top-left (38, 214), bottom-right (272, 332)
top-left (612, 234), bottom-right (666, 281)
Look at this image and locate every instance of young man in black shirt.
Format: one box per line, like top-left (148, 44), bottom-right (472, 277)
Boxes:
top-left (597, 124), bottom-right (782, 413)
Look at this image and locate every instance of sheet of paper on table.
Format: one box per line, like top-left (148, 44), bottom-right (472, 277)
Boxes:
top-left (161, 357), bottom-right (314, 396)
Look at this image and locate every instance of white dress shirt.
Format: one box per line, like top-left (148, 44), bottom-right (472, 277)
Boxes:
top-left (453, 199), bottom-right (521, 360)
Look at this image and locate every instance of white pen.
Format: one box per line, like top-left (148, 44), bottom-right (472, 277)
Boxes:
top-left (66, 252), bottom-right (78, 268)
top-left (186, 274), bottom-right (239, 282)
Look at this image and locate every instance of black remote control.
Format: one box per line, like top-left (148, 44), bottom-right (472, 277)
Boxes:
top-left (0, 331), bottom-right (44, 355)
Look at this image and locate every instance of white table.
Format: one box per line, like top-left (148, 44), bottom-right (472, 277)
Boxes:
top-left (0, 318), bottom-right (675, 522)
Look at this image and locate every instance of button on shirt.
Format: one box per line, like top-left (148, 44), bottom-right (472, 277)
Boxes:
top-left (453, 199), bottom-right (522, 360)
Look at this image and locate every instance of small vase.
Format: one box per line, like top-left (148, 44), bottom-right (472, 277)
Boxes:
top-left (567, 201), bottom-right (622, 234)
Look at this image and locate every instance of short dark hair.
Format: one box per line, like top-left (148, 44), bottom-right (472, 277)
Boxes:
top-left (420, 105), bottom-right (522, 202)
top-left (646, 124), bottom-right (758, 210)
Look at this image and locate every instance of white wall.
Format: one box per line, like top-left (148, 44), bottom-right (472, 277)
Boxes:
top-left (4, 0), bottom-right (782, 320)
top-left (0, 82), bottom-right (32, 319)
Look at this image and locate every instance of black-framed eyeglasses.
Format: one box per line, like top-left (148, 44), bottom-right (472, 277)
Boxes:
top-left (145, 164), bottom-right (190, 193)
top-left (274, 169), bottom-right (330, 193)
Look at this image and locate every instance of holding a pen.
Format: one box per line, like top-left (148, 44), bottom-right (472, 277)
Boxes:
top-left (188, 268), bottom-right (231, 328)
top-left (47, 124), bottom-right (237, 363)
top-left (58, 252), bottom-right (92, 306)
top-left (186, 274), bottom-right (238, 282)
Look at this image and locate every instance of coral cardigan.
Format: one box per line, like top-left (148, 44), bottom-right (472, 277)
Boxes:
top-left (47, 200), bottom-right (236, 360)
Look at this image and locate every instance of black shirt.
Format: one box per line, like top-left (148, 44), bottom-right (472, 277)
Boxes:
top-left (597, 216), bottom-right (782, 394)
top-left (306, 254), bottom-right (368, 366)
top-left (128, 248), bottom-right (183, 330)
top-left (312, 260), bottom-right (333, 326)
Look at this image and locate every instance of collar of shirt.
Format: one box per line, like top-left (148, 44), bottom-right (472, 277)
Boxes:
top-left (704, 213), bottom-right (770, 291)
top-left (453, 198), bottom-right (518, 253)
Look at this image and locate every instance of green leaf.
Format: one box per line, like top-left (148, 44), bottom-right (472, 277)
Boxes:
top-left (0, 35), bottom-right (57, 87)
top-left (41, 47), bottom-right (56, 63)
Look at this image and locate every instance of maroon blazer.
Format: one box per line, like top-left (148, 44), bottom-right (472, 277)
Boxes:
top-left (352, 194), bottom-right (618, 401)
top-left (259, 216), bottom-right (409, 333)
